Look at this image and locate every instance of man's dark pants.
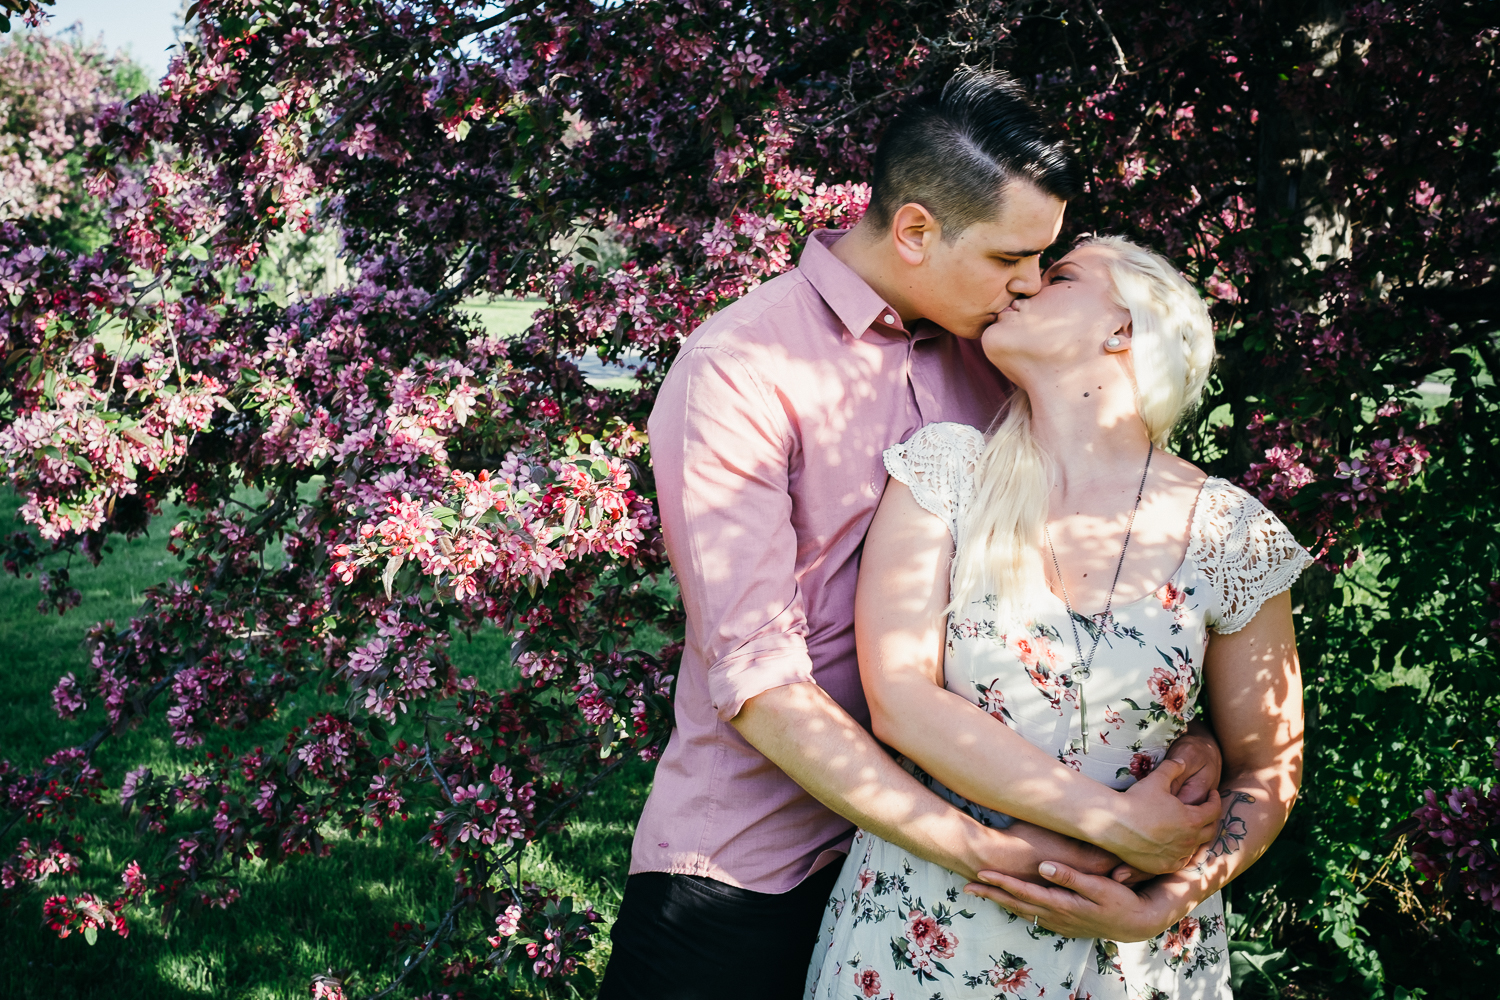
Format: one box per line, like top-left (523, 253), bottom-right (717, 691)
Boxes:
top-left (597, 860), bottom-right (844, 1000)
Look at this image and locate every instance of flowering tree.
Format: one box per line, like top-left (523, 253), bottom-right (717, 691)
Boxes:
top-left (0, 28), bottom-right (146, 252)
top-left (0, 0), bottom-right (1495, 996)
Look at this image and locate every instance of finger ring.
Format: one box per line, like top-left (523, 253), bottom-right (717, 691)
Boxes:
top-left (1032, 914), bottom-right (1038, 928)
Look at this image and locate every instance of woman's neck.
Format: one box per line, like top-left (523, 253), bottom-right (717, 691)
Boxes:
top-left (1024, 371), bottom-right (1153, 500)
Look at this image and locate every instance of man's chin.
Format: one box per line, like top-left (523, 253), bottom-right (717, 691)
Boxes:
top-left (947, 322), bottom-right (990, 341)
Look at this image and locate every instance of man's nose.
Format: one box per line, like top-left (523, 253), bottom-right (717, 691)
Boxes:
top-left (1008, 257), bottom-right (1043, 298)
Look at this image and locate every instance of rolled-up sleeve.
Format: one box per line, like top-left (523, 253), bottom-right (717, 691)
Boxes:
top-left (648, 345), bottom-right (813, 721)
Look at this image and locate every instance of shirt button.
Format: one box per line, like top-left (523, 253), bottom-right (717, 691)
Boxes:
top-left (883, 313), bottom-right (896, 325)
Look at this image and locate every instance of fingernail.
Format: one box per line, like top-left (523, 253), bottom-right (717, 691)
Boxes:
top-left (1039, 862), bottom-right (1057, 877)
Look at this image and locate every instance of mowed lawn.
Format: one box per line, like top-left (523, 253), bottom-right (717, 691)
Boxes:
top-left (0, 298), bottom-right (651, 999)
top-left (0, 487), bottom-right (652, 998)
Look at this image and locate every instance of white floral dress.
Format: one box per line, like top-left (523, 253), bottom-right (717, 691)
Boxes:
top-left (805, 422), bottom-right (1312, 1000)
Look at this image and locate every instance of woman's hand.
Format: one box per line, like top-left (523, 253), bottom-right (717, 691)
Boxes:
top-left (963, 861), bottom-right (1184, 942)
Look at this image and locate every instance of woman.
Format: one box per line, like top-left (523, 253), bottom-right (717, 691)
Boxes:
top-left (805, 236), bottom-right (1309, 1000)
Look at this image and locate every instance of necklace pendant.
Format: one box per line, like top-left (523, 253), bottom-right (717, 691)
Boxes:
top-left (1079, 688), bottom-right (1089, 755)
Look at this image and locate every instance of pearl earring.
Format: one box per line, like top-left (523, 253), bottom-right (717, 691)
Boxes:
top-left (1105, 335), bottom-right (1125, 352)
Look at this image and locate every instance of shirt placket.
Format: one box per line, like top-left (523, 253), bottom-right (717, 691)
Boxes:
top-left (907, 330), bottom-right (945, 425)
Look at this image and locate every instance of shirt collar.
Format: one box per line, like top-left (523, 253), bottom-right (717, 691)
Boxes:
top-left (799, 230), bottom-right (909, 341)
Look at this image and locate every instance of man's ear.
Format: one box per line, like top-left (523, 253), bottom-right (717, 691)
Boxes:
top-left (890, 202), bottom-right (939, 266)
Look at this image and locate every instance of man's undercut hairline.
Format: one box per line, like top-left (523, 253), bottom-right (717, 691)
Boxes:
top-left (935, 175), bottom-right (1060, 245)
top-left (866, 66), bottom-right (1084, 244)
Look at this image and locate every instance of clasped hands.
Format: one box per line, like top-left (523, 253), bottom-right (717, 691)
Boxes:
top-left (966, 734), bottom-right (1222, 942)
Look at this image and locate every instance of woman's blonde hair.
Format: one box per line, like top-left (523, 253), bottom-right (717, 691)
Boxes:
top-left (948, 235), bottom-right (1216, 619)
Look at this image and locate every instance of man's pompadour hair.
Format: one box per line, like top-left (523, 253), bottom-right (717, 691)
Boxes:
top-left (868, 67), bottom-right (1084, 238)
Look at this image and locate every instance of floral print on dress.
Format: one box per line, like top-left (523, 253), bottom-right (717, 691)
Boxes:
top-left (851, 966), bottom-right (893, 998)
top-left (1149, 913), bottom-right (1227, 979)
top-left (962, 951), bottom-right (1035, 993)
top-left (1010, 622), bottom-right (1076, 712)
top-left (975, 679), bottom-right (1014, 726)
top-left (1125, 646), bottom-right (1200, 724)
top-left (1155, 582), bottom-right (1196, 635)
top-left (1070, 609), bottom-right (1149, 650)
top-left (807, 428), bottom-right (1311, 1000)
top-left (808, 558), bottom-right (1235, 1000)
top-left (892, 898), bottom-right (968, 981)
top-left (1118, 751), bottom-right (1159, 782)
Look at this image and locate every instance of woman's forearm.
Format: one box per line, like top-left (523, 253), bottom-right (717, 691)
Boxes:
top-left (871, 672), bottom-right (1111, 836)
top-left (732, 680), bottom-right (1122, 884)
top-left (1142, 591), bottom-right (1306, 918)
top-left (871, 672), bottom-right (1221, 873)
top-left (1143, 765), bottom-right (1301, 923)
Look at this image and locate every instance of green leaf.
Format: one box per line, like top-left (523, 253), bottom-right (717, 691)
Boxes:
top-left (454, 119), bottom-right (472, 142)
top-left (186, 243), bottom-right (210, 261)
top-left (83, 925), bottom-right (98, 946)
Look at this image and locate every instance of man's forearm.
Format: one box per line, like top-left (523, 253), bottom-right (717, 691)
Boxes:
top-left (730, 680), bottom-right (1116, 883)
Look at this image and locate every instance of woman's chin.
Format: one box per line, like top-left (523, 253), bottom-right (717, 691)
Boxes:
top-left (980, 321), bottom-right (1024, 356)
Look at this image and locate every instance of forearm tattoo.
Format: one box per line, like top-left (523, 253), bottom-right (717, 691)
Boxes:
top-left (1195, 791), bottom-right (1256, 876)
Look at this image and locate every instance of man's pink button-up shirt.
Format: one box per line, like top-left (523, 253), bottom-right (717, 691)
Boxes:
top-left (635, 230), bottom-right (1009, 892)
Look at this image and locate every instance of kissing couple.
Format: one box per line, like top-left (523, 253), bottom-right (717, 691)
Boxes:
top-left (599, 67), bottom-right (1309, 1000)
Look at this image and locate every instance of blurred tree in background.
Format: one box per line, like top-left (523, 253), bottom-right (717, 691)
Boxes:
top-left (0, 29), bottom-right (147, 250)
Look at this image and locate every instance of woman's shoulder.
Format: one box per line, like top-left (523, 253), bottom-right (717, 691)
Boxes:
top-left (882, 422), bottom-right (986, 539)
top-left (883, 422), bottom-right (985, 481)
top-left (1187, 478), bottom-right (1315, 633)
top-left (1189, 477), bottom-right (1281, 535)
top-left (899, 421), bottom-right (986, 454)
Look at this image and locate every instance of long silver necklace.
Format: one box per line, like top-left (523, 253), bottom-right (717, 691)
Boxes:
top-left (1043, 441), bottom-right (1154, 755)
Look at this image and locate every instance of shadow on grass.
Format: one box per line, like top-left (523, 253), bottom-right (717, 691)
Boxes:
top-left (1, 489), bottom-right (657, 997)
top-left (0, 821), bottom-right (461, 1000)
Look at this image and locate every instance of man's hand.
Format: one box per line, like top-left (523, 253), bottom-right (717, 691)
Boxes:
top-left (986, 821), bottom-right (1133, 886)
top-left (1163, 721), bottom-right (1222, 806)
top-left (963, 861), bottom-right (1183, 942)
top-left (1104, 759), bottom-right (1221, 873)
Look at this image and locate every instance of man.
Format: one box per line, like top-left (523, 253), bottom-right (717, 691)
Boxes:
top-left (599, 68), bottom-right (1222, 1000)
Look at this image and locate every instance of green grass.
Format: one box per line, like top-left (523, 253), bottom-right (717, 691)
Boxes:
top-left (459, 298), bottom-right (640, 391)
top-left (0, 490), bottom-right (653, 999)
top-left (461, 298), bottom-right (543, 341)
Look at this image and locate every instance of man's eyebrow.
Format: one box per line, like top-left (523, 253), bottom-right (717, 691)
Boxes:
top-left (994, 247), bottom-right (1050, 258)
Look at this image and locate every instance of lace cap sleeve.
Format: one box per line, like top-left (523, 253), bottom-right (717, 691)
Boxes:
top-left (1189, 479), bottom-right (1315, 634)
top-left (882, 422), bottom-right (984, 541)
